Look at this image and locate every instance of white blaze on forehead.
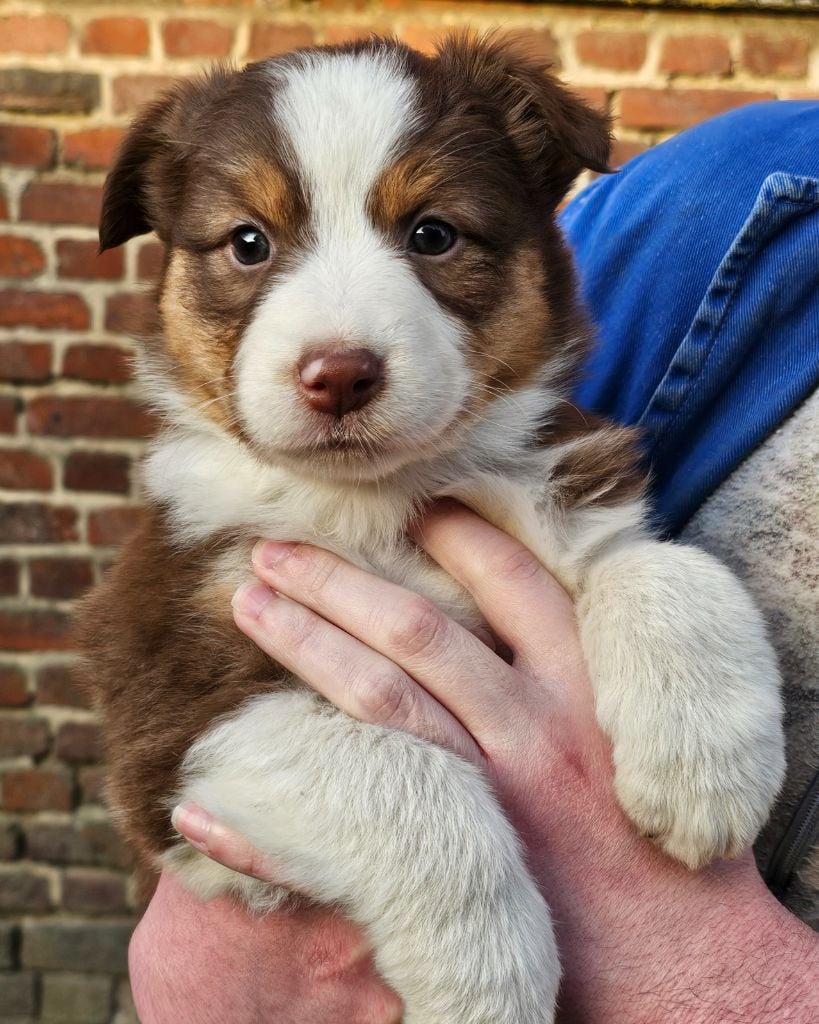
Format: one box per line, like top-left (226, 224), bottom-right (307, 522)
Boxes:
top-left (271, 49), bottom-right (418, 233)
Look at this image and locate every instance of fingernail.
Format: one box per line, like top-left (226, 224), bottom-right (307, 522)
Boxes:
top-left (252, 540), bottom-right (297, 570)
top-left (231, 582), bottom-right (274, 618)
top-left (171, 802), bottom-right (213, 853)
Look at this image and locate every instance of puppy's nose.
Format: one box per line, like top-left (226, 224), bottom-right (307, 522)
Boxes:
top-left (297, 347), bottom-right (384, 417)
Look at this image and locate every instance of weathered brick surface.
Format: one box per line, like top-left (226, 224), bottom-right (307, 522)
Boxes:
top-left (0, 125), bottom-right (56, 169)
top-left (24, 823), bottom-right (130, 870)
top-left (0, 69), bottom-right (100, 115)
top-left (56, 241), bottom-right (123, 281)
top-left (27, 397), bottom-right (152, 439)
top-left (61, 344), bottom-right (132, 384)
top-left (0, 716), bottom-right (50, 758)
top-left (163, 18), bottom-right (234, 57)
top-left (0, 291), bottom-right (90, 331)
top-left (0, 869), bottom-right (51, 913)
top-left (41, 971), bottom-right (114, 1023)
top-left (0, 504), bottom-right (78, 545)
top-left (29, 558), bottom-right (94, 601)
top-left (0, 342), bottom-right (52, 382)
top-left (22, 922), bottom-right (131, 974)
top-left (0, 4), bottom-right (816, 1019)
top-left (0, 968), bottom-right (37, 1016)
top-left (35, 665), bottom-right (88, 710)
top-left (63, 452), bottom-right (130, 495)
top-left (2, 769), bottom-right (73, 812)
top-left (0, 450), bottom-right (52, 491)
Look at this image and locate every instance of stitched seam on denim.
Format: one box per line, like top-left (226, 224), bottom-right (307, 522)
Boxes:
top-left (638, 174), bottom-right (819, 455)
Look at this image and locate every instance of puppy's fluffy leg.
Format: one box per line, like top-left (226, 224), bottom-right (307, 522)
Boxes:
top-left (578, 540), bottom-right (785, 868)
top-left (164, 689), bottom-right (558, 1024)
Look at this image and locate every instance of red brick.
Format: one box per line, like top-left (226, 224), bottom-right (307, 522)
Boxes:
top-left (57, 240), bottom-right (123, 281)
top-left (20, 182), bottom-right (102, 227)
top-left (64, 451), bottom-right (130, 495)
top-left (0, 666), bottom-right (29, 707)
top-left (0, 396), bottom-right (17, 433)
top-left (576, 31), bottom-right (647, 72)
top-left (0, 609), bottom-right (74, 651)
top-left (0, 191), bottom-right (7, 220)
top-left (63, 127), bottom-right (124, 171)
top-left (137, 241), bottom-right (165, 281)
top-left (619, 88), bottom-right (775, 130)
top-left (63, 872), bottom-right (128, 914)
top-left (163, 18), bottom-right (234, 57)
top-left (55, 721), bottom-right (102, 764)
top-left (0, 561), bottom-right (19, 597)
top-left (0, 290), bottom-right (89, 331)
top-left (25, 820), bottom-right (129, 867)
top-left (327, 24), bottom-right (391, 47)
top-left (105, 292), bottom-right (153, 334)
top-left (82, 17), bottom-right (150, 57)
top-left (519, 29), bottom-right (561, 68)
top-left (0, 236), bottom-right (46, 278)
top-left (0, 503), bottom-right (78, 544)
top-left (0, 15), bottom-right (70, 55)
top-left (0, 870), bottom-right (51, 912)
top-left (30, 558), bottom-right (94, 600)
top-left (660, 35), bottom-right (732, 77)
top-left (112, 74), bottom-right (177, 114)
top-left (88, 507), bottom-right (142, 546)
top-left (742, 34), bottom-right (809, 78)
top-left (62, 343), bottom-right (132, 384)
top-left (574, 87), bottom-right (609, 113)
top-left (0, 124), bottom-right (56, 168)
top-left (27, 396), bottom-right (154, 439)
top-left (2, 769), bottom-right (72, 812)
top-left (36, 665), bottom-right (87, 709)
top-left (0, 342), bottom-right (51, 382)
top-left (0, 716), bottom-right (49, 758)
top-left (0, 449), bottom-right (52, 490)
top-left (611, 139), bottom-right (648, 167)
top-left (247, 22), bottom-right (315, 59)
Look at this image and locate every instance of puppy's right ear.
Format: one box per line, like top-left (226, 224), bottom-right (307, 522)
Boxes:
top-left (99, 94), bottom-right (177, 252)
top-left (99, 73), bottom-right (227, 252)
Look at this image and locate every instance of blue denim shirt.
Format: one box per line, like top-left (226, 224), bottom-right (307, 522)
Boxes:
top-left (560, 101), bottom-right (819, 536)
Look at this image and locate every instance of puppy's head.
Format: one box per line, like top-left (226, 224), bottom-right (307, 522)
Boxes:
top-left (101, 35), bottom-right (611, 481)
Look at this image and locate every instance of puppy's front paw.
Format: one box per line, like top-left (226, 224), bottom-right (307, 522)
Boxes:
top-left (611, 740), bottom-right (780, 869)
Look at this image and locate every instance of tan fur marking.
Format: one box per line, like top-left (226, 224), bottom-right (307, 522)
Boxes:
top-left (470, 247), bottom-right (551, 394)
top-left (160, 252), bottom-right (237, 433)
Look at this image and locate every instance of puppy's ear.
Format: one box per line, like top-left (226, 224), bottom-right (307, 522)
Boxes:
top-left (99, 72), bottom-right (228, 252)
top-left (437, 34), bottom-right (613, 207)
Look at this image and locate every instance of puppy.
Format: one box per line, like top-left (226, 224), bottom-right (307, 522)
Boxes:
top-left (79, 35), bottom-right (785, 1023)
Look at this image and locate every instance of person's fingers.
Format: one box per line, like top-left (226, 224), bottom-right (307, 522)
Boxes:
top-left (232, 583), bottom-right (482, 764)
top-left (247, 542), bottom-right (529, 737)
top-left (413, 501), bottom-right (585, 685)
top-left (172, 802), bottom-right (284, 882)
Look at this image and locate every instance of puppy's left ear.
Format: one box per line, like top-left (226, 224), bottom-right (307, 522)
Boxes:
top-left (437, 34), bottom-right (613, 208)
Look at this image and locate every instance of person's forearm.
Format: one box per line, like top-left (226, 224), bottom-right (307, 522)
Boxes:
top-left (548, 849), bottom-right (819, 1024)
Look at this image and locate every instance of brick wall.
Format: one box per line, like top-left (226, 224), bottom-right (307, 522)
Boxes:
top-left (0, 1), bottom-right (817, 1021)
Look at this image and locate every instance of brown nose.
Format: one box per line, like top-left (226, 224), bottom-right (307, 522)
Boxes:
top-left (297, 347), bottom-right (384, 417)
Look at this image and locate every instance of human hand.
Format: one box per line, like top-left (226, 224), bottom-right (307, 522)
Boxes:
top-left (167, 501), bottom-right (818, 1023)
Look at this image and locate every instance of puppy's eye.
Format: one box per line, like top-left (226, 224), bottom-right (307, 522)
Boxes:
top-left (410, 220), bottom-right (457, 257)
top-left (230, 226), bottom-right (271, 266)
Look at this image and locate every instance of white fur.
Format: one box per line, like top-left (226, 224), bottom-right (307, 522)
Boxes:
top-left (235, 50), bottom-right (473, 479)
top-left (165, 690), bottom-right (559, 1023)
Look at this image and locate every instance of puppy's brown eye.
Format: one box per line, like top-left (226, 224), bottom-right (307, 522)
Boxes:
top-left (231, 226), bottom-right (271, 266)
top-left (410, 220), bottom-right (457, 257)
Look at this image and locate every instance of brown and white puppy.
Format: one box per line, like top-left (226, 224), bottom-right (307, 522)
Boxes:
top-left (80, 36), bottom-right (784, 1023)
